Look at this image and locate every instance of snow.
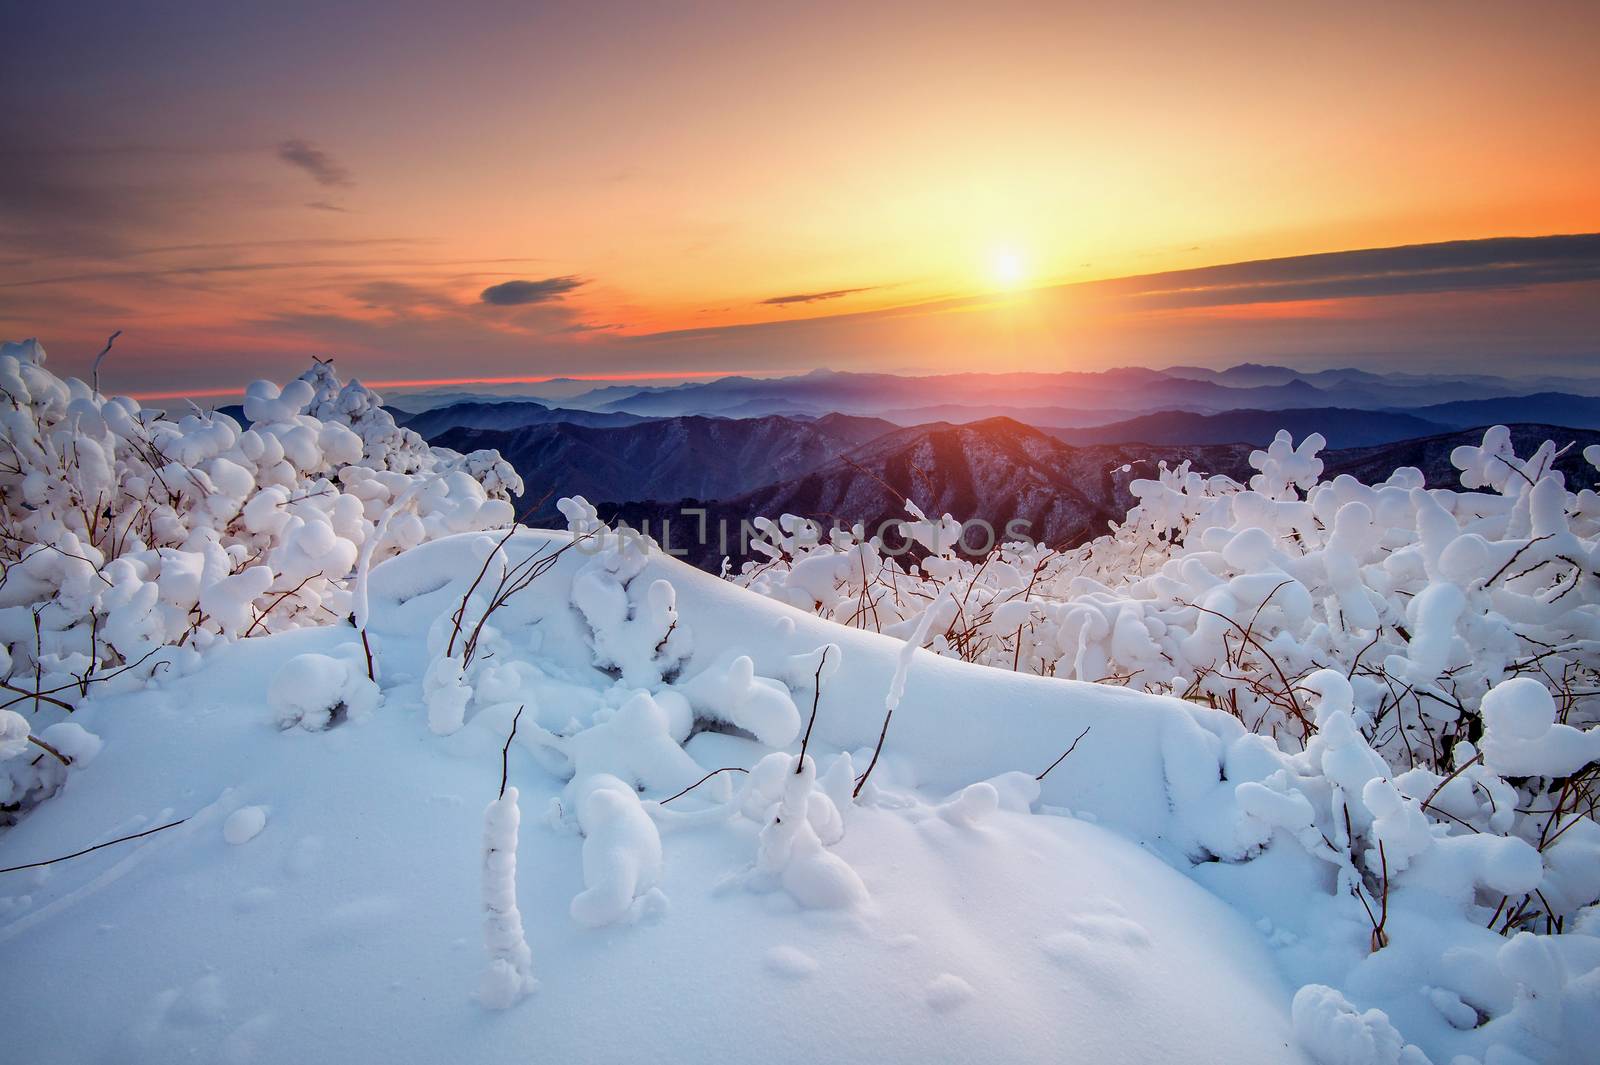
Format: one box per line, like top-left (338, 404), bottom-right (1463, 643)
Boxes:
top-left (222, 805), bottom-right (267, 845)
top-left (269, 651), bottom-right (380, 731)
top-left (753, 754), bottom-right (866, 910)
top-left (1, 342), bottom-right (1597, 1064)
top-left (1292, 984), bottom-right (1431, 1065)
top-left (0, 709), bottom-right (31, 759)
top-left (1480, 677), bottom-right (1600, 778)
top-left (480, 787), bottom-right (536, 1007)
top-left (1, 527), bottom-right (1316, 1065)
top-left (569, 774), bottom-right (664, 927)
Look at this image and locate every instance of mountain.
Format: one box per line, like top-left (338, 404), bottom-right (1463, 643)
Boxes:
top-left (574, 369), bottom-right (1241, 417)
top-left (401, 399), bottom-right (650, 436)
top-left (1320, 424), bottom-right (1600, 486)
top-left (555, 363), bottom-right (1600, 422)
top-left (603, 418), bottom-right (1259, 566)
top-left (1408, 392), bottom-right (1600, 431)
top-left (599, 420), bottom-right (1600, 570)
top-left (433, 413), bottom-right (897, 520)
top-left (1045, 407), bottom-right (1448, 448)
top-left (804, 411), bottom-right (911, 445)
top-left (876, 403), bottom-right (1139, 427)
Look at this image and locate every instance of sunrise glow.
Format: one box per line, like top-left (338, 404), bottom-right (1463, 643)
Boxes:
top-left (988, 248), bottom-right (1029, 290)
top-left (4, 3), bottom-right (1598, 391)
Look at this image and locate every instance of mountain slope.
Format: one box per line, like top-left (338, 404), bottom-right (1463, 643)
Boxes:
top-left (434, 414), bottom-right (895, 520)
top-left (402, 400), bottom-right (650, 436)
top-left (568, 364), bottom-right (1600, 420)
top-left (1408, 392), bottom-right (1600, 431)
top-left (1320, 423), bottom-right (1600, 486)
top-left (604, 420), bottom-right (1600, 569)
top-left (606, 418), bottom-right (1257, 564)
top-left (1045, 407), bottom-right (1448, 448)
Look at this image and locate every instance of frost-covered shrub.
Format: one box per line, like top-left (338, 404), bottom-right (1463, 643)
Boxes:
top-left (411, 500), bottom-right (856, 929)
top-left (738, 427), bottom-right (1600, 936)
top-left (0, 338), bottom-right (521, 812)
top-left (480, 785), bottom-right (536, 1008)
top-left (269, 651), bottom-right (381, 731)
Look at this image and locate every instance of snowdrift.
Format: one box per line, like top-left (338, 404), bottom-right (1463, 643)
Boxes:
top-left (3, 528), bottom-right (1313, 1065)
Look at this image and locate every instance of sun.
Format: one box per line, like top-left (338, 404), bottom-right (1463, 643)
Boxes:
top-left (988, 247), bottom-right (1028, 289)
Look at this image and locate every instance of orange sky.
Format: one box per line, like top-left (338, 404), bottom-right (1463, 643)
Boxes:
top-left (3, 1), bottom-right (1599, 394)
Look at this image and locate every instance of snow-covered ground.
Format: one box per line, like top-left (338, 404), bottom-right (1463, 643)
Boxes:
top-left (6, 530), bottom-right (1314, 1064)
top-left (3, 341), bottom-right (1598, 1065)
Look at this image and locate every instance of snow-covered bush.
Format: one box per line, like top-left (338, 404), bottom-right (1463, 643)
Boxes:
top-left (480, 784), bottom-right (536, 1008)
top-left (737, 428), bottom-right (1600, 939)
top-left (408, 496), bottom-right (1597, 1058)
top-left (0, 338), bottom-right (521, 813)
top-left (414, 500), bottom-right (858, 928)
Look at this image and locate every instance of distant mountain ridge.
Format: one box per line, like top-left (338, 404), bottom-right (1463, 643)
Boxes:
top-left (391, 363), bottom-right (1600, 444)
top-left (395, 364), bottom-right (1600, 571)
top-left (600, 418), bottom-right (1262, 566)
top-left (400, 400), bottom-right (650, 436)
top-left (551, 363), bottom-right (1600, 421)
top-left (1046, 407), bottom-right (1450, 448)
top-left (433, 412), bottom-right (895, 521)
top-left (590, 419), bottom-right (1600, 569)
top-left (1406, 392), bottom-right (1600, 431)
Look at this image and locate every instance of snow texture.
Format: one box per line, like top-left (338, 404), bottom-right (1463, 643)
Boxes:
top-left (1, 345), bottom-right (1597, 1065)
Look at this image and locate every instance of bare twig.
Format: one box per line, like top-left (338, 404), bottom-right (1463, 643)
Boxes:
top-left (1372, 840), bottom-right (1390, 951)
top-left (0, 645), bottom-right (169, 713)
top-left (499, 705), bottom-right (523, 800)
top-left (27, 734), bottom-right (72, 766)
top-left (657, 767), bottom-right (749, 805)
top-left (0, 815), bottom-right (188, 874)
top-left (797, 646), bottom-right (829, 772)
top-left (242, 572), bottom-right (321, 637)
top-left (1419, 751), bottom-right (1483, 816)
top-left (1036, 725), bottom-right (1092, 781)
top-left (90, 329), bottom-right (122, 395)
top-left (449, 526), bottom-right (518, 660)
top-left (853, 702), bottom-right (896, 799)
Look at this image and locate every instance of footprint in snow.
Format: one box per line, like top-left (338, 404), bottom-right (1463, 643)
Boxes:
top-left (283, 835), bottom-right (323, 879)
top-left (164, 972), bottom-right (227, 1028)
top-left (232, 886), bottom-right (276, 914)
top-left (764, 945), bottom-right (820, 978)
top-left (307, 895), bottom-right (406, 948)
top-left (1041, 910), bottom-right (1152, 958)
top-left (125, 972), bottom-right (227, 1054)
top-left (221, 1011), bottom-right (276, 1065)
top-left (925, 973), bottom-right (975, 1012)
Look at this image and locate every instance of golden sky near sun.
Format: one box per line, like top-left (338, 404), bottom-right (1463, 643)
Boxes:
top-left (3, 1), bottom-right (1599, 390)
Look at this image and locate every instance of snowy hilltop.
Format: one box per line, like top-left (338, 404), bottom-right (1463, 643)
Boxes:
top-left (2, 339), bottom-right (1598, 1065)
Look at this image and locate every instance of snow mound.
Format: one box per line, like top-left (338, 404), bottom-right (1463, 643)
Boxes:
top-left (3, 525), bottom-right (1318, 1064)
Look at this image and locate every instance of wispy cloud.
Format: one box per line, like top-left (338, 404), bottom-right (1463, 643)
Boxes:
top-left (1113, 234), bottom-right (1600, 309)
top-left (306, 200), bottom-right (348, 213)
top-left (276, 139), bottom-right (352, 187)
top-left (761, 286), bottom-right (875, 306)
top-left (2, 256), bottom-right (544, 290)
top-left (480, 276), bottom-right (585, 306)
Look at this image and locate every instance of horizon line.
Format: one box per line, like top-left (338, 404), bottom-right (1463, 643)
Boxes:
top-left (126, 368), bottom-right (754, 403)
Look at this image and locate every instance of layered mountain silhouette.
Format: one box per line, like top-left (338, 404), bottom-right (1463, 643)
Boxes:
top-left (434, 412), bottom-right (895, 521)
top-left (401, 400), bottom-right (649, 436)
top-left (402, 365), bottom-right (1600, 571)
top-left (539, 364), bottom-right (1600, 421)
top-left (1045, 408), bottom-right (1448, 448)
top-left (615, 418), bottom-right (1258, 564)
